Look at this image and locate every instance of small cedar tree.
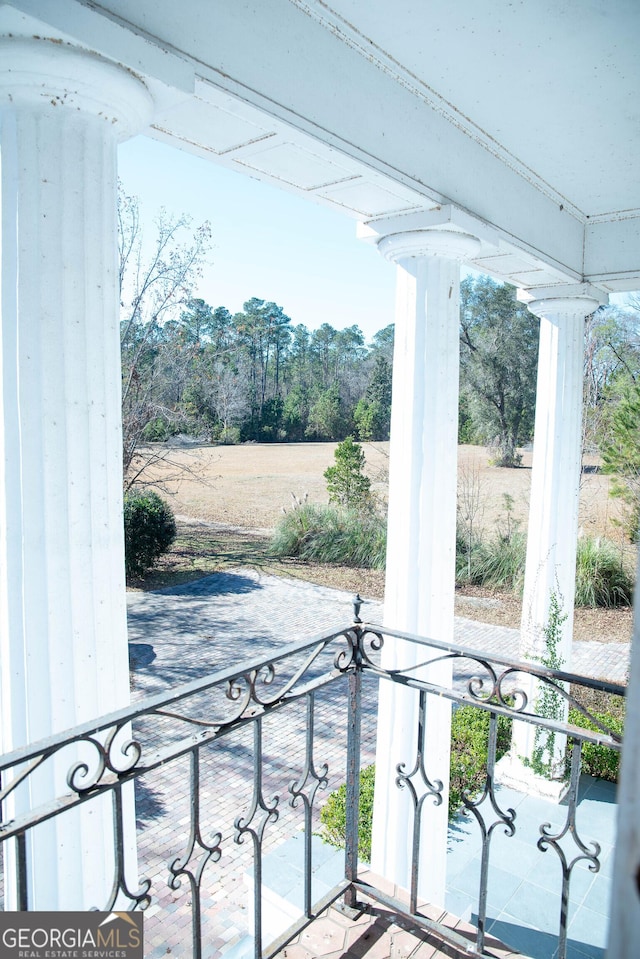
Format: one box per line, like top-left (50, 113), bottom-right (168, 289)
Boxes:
top-left (324, 436), bottom-right (371, 510)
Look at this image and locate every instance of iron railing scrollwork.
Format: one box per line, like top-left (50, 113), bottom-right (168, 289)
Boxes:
top-left (395, 688), bottom-right (444, 914)
top-left (169, 748), bottom-right (223, 959)
top-left (458, 710), bottom-right (516, 953)
top-left (288, 692), bottom-right (329, 918)
top-left (0, 608), bottom-right (624, 959)
top-left (537, 740), bottom-right (601, 959)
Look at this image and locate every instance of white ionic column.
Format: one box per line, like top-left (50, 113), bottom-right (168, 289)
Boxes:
top-left (370, 230), bottom-right (480, 906)
top-left (0, 38), bottom-right (153, 908)
top-left (502, 286), bottom-right (605, 792)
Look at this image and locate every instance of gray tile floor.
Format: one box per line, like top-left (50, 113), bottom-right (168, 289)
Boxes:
top-left (243, 775), bottom-right (616, 959)
top-left (445, 776), bottom-right (616, 959)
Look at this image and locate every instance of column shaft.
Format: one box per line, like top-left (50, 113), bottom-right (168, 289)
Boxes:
top-left (506, 293), bottom-right (602, 784)
top-left (0, 39), bottom-right (152, 908)
top-left (1, 107), bottom-right (128, 743)
top-left (371, 230), bottom-right (478, 905)
top-left (522, 308), bottom-right (585, 652)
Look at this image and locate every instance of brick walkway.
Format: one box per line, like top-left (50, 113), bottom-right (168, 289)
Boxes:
top-left (127, 570), bottom-right (629, 958)
top-left (128, 568), bottom-right (630, 688)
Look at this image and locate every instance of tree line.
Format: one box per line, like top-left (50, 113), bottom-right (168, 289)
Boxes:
top-left (120, 189), bottom-right (640, 535)
top-left (122, 292), bottom-right (394, 443)
top-left (119, 190), bottom-right (393, 486)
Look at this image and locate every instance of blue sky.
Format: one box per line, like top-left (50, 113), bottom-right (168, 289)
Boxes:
top-left (118, 135), bottom-right (397, 342)
top-left (118, 136), bottom-right (632, 338)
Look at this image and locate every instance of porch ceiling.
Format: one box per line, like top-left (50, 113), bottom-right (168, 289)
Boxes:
top-left (308, 0), bottom-right (640, 222)
top-left (5, 0), bottom-right (640, 292)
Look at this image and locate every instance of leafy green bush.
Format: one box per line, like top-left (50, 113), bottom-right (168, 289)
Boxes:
top-left (601, 376), bottom-right (640, 542)
top-left (488, 448), bottom-right (523, 469)
top-left (270, 503), bottom-right (386, 569)
top-left (568, 707), bottom-right (624, 782)
top-left (124, 490), bottom-right (177, 579)
top-left (319, 706), bottom-right (512, 860)
top-left (449, 706), bottom-right (512, 816)
top-left (320, 764), bottom-right (375, 862)
top-left (574, 536), bottom-right (633, 607)
top-left (218, 425), bottom-right (241, 445)
top-left (142, 417), bottom-right (172, 442)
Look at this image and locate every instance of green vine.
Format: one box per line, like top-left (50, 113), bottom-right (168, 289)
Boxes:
top-left (524, 590), bottom-right (568, 778)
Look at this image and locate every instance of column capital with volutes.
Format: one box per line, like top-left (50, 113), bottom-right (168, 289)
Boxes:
top-left (0, 36), bottom-right (154, 138)
top-left (377, 228), bottom-right (481, 264)
top-left (518, 282), bottom-right (608, 320)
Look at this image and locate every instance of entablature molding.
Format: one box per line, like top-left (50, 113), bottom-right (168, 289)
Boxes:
top-left (359, 205), bottom-right (583, 288)
top-left (358, 204), bottom-right (497, 249)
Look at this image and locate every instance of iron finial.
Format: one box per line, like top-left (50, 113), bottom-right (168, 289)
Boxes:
top-left (353, 593), bottom-right (363, 623)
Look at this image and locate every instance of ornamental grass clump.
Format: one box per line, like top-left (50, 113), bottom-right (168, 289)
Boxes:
top-left (574, 536), bottom-right (633, 607)
top-left (456, 529), bottom-right (526, 593)
top-left (270, 439), bottom-right (386, 569)
top-left (455, 525), bottom-right (633, 609)
top-left (269, 503), bottom-right (386, 570)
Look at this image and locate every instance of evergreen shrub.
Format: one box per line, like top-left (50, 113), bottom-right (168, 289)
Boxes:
top-left (124, 490), bottom-right (177, 580)
top-left (142, 417), bottom-right (172, 442)
top-left (324, 437), bottom-right (371, 510)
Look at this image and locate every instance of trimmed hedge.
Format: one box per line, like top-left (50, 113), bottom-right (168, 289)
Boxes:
top-left (124, 490), bottom-right (177, 579)
top-left (569, 707), bottom-right (624, 782)
top-left (449, 705), bottom-right (512, 814)
top-left (320, 764), bottom-right (375, 862)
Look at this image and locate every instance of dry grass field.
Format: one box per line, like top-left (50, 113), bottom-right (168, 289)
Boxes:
top-left (140, 442), bottom-right (634, 645)
top-left (148, 442), bottom-right (626, 539)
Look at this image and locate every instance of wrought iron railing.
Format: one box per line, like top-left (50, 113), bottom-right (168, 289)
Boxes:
top-left (0, 600), bottom-right (624, 959)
